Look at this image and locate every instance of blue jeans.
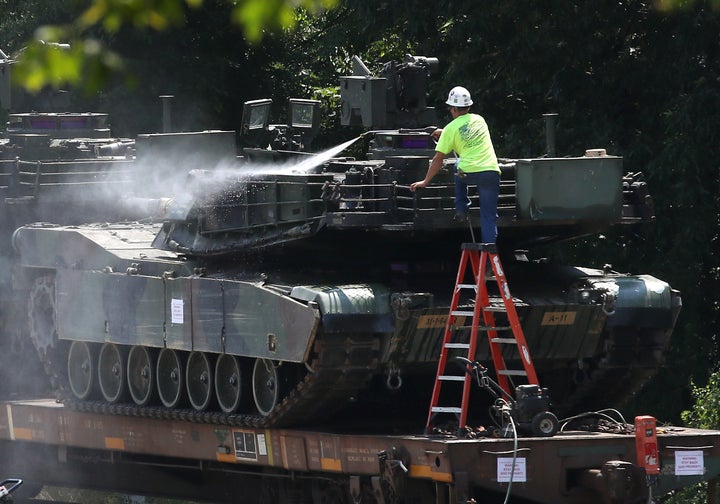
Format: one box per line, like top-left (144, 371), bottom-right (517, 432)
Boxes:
top-left (455, 169), bottom-right (500, 243)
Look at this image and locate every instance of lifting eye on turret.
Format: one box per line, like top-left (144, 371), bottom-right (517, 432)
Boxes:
top-left (390, 295), bottom-right (412, 320)
top-left (601, 292), bottom-right (616, 316)
top-left (574, 285), bottom-right (617, 315)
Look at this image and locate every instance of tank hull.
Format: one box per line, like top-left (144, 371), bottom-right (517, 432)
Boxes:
top-left (13, 220), bottom-right (679, 426)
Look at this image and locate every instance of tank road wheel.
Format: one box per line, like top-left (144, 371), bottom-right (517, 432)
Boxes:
top-left (67, 341), bottom-right (97, 400)
top-left (127, 346), bottom-right (157, 406)
top-left (215, 354), bottom-right (245, 413)
top-left (98, 343), bottom-right (128, 403)
top-left (157, 349), bottom-right (186, 408)
top-left (186, 351), bottom-right (215, 411)
top-left (252, 358), bottom-right (286, 417)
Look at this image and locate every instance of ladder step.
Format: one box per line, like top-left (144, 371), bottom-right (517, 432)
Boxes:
top-left (490, 337), bottom-right (518, 344)
top-left (432, 407), bottom-right (462, 414)
top-left (438, 375), bottom-right (466, 381)
top-left (484, 306), bottom-right (507, 313)
top-left (451, 310), bottom-right (475, 316)
top-left (456, 279), bottom-right (495, 287)
top-left (498, 370), bottom-right (528, 376)
top-left (454, 325), bottom-right (511, 331)
top-left (444, 343), bottom-right (470, 349)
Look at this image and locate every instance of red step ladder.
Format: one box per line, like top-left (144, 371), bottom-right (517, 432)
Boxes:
top-left (425, 242), bottom-right (539, 432)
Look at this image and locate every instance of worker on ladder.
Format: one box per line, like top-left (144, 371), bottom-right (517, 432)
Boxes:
top-left (410, 85), bottom-right (501, 243)
top-left (412, 89), bottom-right (556, 435)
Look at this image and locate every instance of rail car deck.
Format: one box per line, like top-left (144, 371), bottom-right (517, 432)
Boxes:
top-left (0, 399), bottom-right (719, 503)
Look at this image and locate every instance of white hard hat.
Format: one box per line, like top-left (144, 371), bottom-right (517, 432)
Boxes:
top-left (446, 86), bottom-right (473, 107)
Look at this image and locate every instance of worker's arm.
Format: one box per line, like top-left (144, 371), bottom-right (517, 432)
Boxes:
top-left (410, 151), bottom-right (446, 191)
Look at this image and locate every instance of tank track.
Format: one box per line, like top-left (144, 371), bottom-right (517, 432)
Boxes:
top-left (551, 327), bottom-right (668, 417)
top-left (28, 273), bottom-right (382, 428)
top-left (63, 332), bottom-right (380, 428)
top-left (556, 364), bottom-right (658, 418)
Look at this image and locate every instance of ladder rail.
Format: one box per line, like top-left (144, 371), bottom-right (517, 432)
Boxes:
top-left (459, 262), bottom-right (486, 428)
top-left (476, 255), bottom-right (513, 394)
top-left (425, 248), bottom-right (474, 430)
top-left (489, 253), bottom-right (540, 385)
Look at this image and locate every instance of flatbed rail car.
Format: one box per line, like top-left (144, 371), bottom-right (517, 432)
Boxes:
top-left (1, 399), bottom-right (719, 503)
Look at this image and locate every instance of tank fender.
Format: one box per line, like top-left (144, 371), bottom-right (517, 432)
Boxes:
top-left (189, 278), bottom-right (321, 362)
top-left (589, 274), bottom-right (679, 328)
top-left (52, 270), bottom-right (321, 363)
top-left (289, 284), bottom-right (395, 333)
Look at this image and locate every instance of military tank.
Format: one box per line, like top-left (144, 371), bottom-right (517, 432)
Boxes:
top-left (10, 55), bottom-right (679, 429)
top-left (0, 100), bottom-right (240, 319)
top-left (0, 46), bottom-right (245, 401)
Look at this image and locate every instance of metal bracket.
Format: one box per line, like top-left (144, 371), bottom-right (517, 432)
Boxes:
top-left (373, 448), bottom-right (409, 504)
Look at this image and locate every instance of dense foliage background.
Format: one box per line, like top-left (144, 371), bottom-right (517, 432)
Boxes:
top-left (1, 0), bottom-right (719, 423)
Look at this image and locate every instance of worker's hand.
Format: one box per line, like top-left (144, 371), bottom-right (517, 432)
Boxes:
top-left (431, 128), bottom-right (442, 140)
top-left (410, 180), bottom-right (427, 192)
